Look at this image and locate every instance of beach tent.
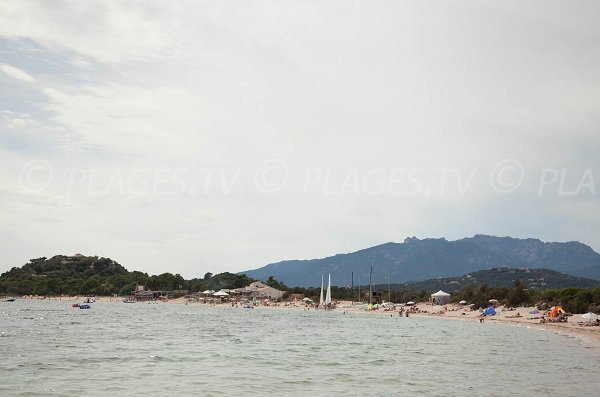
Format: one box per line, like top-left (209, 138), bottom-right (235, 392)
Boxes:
top-left (431, 290), bottom-right (451, 305)
top-left (202, 290), bottom-right (215, 295)
top-left (484, 307), bottom-right (496, 316)
top-left (549, 306), bottom-right (565, 319)
top-left (581, 312), bottom-right (599, 322)
top-left (213, 290), bottom-right (229, 296)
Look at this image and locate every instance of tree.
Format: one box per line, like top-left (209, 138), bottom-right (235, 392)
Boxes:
top-left (266, 276), bottom-right (287, 291)
top-left (204, 272), bottom-right (213, 280)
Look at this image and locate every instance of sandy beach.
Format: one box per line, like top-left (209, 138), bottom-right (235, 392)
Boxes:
top-left (17, 295), bottom-right (600, 343)
top-left (333, 301), bottom-right (600, 342)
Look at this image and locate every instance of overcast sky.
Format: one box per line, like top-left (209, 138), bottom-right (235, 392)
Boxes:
top-left (1, 1), bottom-right (599, 278)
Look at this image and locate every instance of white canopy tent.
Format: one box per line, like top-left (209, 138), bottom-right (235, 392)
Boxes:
top-left (213, 290), bottom-right (229, 297)
top-left (582, 312), bottom-right (599, 322)
top-left (431, 290), bottom-right (451, 305)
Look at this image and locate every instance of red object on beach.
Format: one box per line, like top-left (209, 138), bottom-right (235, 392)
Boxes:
top-left (72, 303), bottom-right (79, 307)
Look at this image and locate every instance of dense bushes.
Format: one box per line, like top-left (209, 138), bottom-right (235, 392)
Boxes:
top-left (0, 256), bottom-right (254, 296)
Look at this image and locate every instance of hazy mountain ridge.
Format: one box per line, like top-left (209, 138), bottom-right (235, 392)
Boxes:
top-left (383, 267), bottom-right (600, 293)
top-left (241, 235), bottom-right (600, 287)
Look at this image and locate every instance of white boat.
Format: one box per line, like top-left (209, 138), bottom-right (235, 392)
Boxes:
top-left (3, 297), bottom-right (16, 302)
top-left (325, 273), bottom-right (333, 309)
top-left (319, 274), bottom-right (325, 307)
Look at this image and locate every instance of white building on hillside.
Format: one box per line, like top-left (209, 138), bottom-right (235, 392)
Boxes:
top-left (234, 281), bottom-right (285, 300)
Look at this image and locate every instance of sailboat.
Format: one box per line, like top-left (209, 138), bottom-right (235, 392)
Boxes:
top-left (319, 274), bottom-right (325, 308)
top-left (325, 273), bottom-right (332, 309)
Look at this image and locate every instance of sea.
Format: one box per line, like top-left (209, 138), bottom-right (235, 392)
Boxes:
top-left (1, 300), bottom-right (599, 397)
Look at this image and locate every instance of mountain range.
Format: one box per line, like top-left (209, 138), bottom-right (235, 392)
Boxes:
top-left (383, 267), bottom-right (600, 293)
top-left (240, 235), bottom-right (600, 287)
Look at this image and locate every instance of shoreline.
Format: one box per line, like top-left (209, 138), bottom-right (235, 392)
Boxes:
top-left (11, 296), bottom-right (600, 343)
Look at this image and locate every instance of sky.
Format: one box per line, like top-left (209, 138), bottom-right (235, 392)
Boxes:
top-left (1, 1), bottom-right (599, 278)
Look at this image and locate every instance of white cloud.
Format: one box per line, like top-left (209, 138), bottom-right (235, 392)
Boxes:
top-left (38, 83), bottom-right (240, 164)
top-left (0, 1), bottom-right (174, 64)
top-left (0, 63), bottom-right (35, 82)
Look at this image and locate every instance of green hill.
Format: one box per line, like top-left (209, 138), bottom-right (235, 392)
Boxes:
top-left (0, 254), bottom-right (253, 296)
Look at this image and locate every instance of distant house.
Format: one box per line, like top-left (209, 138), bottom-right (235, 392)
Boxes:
top-left (234, 281), bottom-right (285, 300)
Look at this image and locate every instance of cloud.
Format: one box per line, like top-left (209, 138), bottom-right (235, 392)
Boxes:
top-left (41, 84), bottom-right (209, 158)
top-left (0, 63), bottom-right (35, 82)
top-left (0, 1), bottom-right (174, 64)
top-left (0, 1), bottom-right (599, 278)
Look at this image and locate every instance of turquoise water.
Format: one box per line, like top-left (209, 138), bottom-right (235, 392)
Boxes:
top-left (1, 300), bottom-right (599, 396)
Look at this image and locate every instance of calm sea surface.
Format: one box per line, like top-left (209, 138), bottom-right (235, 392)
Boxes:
top-left (1, 300), bottom-right (599, 396)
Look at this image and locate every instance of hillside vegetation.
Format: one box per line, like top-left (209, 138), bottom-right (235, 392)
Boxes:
top-left (388, 267), bottom-right (600, 293)
top-left (0, 255), bottom-right (253, 296)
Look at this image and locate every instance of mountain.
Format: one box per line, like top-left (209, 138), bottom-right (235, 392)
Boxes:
top-left (384, 267), bottom-right (600, 293)
top-left (240, 235), bottom-right (600, 287)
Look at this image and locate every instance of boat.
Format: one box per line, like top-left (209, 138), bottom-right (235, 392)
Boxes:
top-left (3, 297), bottom-right (16, 302)
top-left (325, 273), bottom-right (332, 309)
top-left (79, 304), bottom-right (91, 309)
top-left (72, 303), bottom-right (80, 308)
top-left (319, 274), bottom-right (325, 308)
top-left (243, 304), bottom-right (254, 309)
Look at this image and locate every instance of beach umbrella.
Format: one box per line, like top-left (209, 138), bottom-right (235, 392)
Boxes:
top-left (488, 299), bottom-right (498, 303)
top-left (458, 300), bottom-right (467, 305)
top-left (302, 297), bottom-right (312, 302)
top-left (406, 301), bottom-right (415, 306)
top-left (581, 312), bottom-right (599, 322)
top-left (213, 290), bottom-right (229, 296)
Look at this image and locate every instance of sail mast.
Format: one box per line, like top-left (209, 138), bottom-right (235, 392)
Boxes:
top-left (325, 273), bottom-right (332, 307)
top-left (351, 272), bottom-right (354, 305)
top-left (369, 266), bottom-right (373, 305)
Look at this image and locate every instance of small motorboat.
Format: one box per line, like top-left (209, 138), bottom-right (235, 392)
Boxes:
top-left (243, 304), bottom-right (254, 309)
top-left (72, 303), bottom-right (80, 308)
top-left (79, 304), bottom-right (91, 309)
top-left (3, 297), bottom-right (16, 302)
